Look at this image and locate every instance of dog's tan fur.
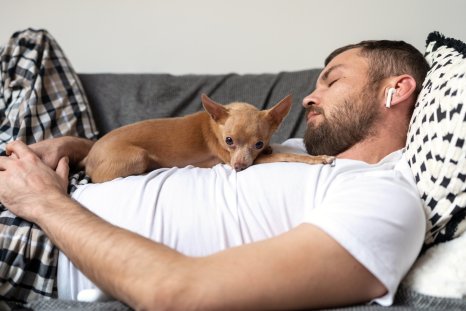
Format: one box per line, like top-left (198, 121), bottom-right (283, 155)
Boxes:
top-left (83, 94), bottom-right (334, 183)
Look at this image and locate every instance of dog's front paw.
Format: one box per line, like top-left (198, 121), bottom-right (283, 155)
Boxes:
top-left (321, 155), bottom-right (336, 165)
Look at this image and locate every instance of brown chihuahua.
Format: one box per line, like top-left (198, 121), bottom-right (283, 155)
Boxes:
top-left (82, 94), bottom-right (334, 182)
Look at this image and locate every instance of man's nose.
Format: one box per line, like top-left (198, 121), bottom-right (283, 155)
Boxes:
top-left (302, 92), bottom-right (317, 108)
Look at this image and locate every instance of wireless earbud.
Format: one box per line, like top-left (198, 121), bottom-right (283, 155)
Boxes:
top-left (385, 88), bottom-right (396, 108)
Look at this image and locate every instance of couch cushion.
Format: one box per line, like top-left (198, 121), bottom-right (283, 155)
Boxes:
top-left (78, 69), bottom-right (321, 143)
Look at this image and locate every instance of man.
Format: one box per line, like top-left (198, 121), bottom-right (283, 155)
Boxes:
top-left (0, 39), bottom-right (429, 310)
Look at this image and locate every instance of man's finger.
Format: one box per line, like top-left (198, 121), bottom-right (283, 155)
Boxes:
top-left (5, 140), bottom-right (32, 158)
top-left (56, 156), bottom-right (70, 188)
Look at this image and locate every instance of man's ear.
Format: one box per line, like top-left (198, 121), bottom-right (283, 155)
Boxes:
top-left (384, 75), bottom-right (417, 107)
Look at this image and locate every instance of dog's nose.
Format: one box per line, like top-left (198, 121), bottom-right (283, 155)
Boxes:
top-left (234, 163), bottom-right (247, 172)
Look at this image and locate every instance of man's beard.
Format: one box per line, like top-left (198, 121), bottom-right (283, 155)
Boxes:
top-left (304, 90), bottom-right (380, 156)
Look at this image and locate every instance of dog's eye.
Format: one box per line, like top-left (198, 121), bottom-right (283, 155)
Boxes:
top-left (225, 137), bottom-right (234, 145)
top-left (255, 141), bottom-right (264, 149)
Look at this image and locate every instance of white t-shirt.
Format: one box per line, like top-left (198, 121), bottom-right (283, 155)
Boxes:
top-left (58, 139), bottom-right (425, 305)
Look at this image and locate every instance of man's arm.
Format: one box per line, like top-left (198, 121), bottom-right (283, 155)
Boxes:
top-left (0, 141), bottom-right (385, 310)
top-left (28, 136), bottom-right (94, 169)
top-left (41, 206), bottom-right (386, 310)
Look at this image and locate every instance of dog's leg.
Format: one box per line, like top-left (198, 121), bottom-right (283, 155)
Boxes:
top-left (86, 146), bottom-right (160, 183)
top-left (254, 153), bottom-right (335, 165)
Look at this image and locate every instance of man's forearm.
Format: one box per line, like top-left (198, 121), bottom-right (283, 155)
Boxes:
top-left (35, 195), bottom-right (192, 310)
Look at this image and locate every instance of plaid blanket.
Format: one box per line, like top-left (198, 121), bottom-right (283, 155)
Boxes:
top-left (0, 29), bottom-right (98, 303)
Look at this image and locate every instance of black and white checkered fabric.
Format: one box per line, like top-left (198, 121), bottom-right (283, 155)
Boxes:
top-left (0, 29), bottom-right (97, 303)
top-left (405, 31), bottom-right (466, 248)
top-left (0, 29), bottom-right (98, 154)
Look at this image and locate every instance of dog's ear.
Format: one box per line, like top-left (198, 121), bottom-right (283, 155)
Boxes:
top-left (202, 94), bottom-right (229, 122)
top-left (266, 94), bottom-right (292, 126)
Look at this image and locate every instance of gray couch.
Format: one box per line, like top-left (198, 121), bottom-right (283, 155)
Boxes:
top-left (9, 69), bottom-right (466, 310)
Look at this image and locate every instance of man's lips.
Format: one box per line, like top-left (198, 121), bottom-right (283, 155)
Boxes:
top-left (307, 110), bottom-right (321, 123)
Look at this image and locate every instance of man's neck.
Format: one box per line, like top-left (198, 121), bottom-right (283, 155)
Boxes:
top-left (337, 133), bottom-right (406, 164)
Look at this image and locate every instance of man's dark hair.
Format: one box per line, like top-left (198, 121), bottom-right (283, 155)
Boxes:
top-left (325, 40), bottom-right (429, 97)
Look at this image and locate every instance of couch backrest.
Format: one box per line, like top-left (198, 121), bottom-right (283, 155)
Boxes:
top-left (78, 69), bottom-right (321, 143)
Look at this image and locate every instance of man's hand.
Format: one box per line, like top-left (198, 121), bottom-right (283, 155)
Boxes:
top-left (0, 140), bottom-right (69, 222)
top-left (28, 136), bottom-right (95, 169)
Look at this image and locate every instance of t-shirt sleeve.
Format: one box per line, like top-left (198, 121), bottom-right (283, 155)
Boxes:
top-left (303, 167), bottom-right (425, 306)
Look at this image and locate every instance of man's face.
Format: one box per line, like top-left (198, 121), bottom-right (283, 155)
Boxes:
top-left (303, 48), bottom-right (381, 156)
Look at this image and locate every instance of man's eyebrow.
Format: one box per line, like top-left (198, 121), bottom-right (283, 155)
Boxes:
top-left (320, 64), bottom-right (344, 82)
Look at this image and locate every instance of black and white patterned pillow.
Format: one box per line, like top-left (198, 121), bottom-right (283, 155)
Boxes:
top-left (405, 31), bottom-right (466, 248)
